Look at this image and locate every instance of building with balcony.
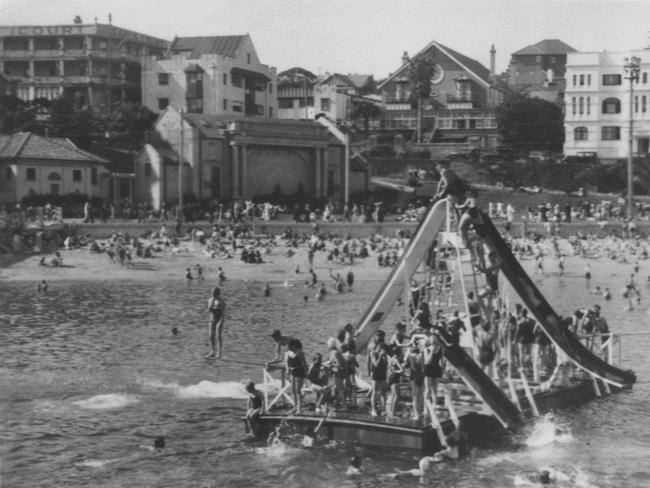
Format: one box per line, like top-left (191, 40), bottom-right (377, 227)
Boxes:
top-left (0, 131), bottom-right (110, 204)
top-left (508, 39), bottom-right (576, 105)
top-left (0, 21), bottom-right (169, 109)
top-left (564, 49), bottom-right (650, 161)
top-left (276, 67), bottom-right (376, 123)
top-left (135, 107), bottom-right (362, 209)
top-left (378, 41), bottom-right (507, 148)
top-left (141, 35), bottom-right (277, 118)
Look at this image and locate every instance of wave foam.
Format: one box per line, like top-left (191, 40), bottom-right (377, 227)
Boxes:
top-left (73, 393), bottom-right (138, 410)
top-left (525, 414), bottom-right (573, 448)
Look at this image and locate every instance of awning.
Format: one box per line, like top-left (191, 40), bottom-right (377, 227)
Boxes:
top-left (184, 63), bottom-right (205, 73)
top-left (231, 67), bottom-right (271, 82)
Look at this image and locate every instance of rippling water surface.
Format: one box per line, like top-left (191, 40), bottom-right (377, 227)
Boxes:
top-left (2, 270), bottom-right (650, 487)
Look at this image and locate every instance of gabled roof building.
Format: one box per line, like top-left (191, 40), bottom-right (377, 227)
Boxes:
top-left (0, 132), bottom-right (110, 203)
top-left (141, 34), bottom-right (277, 118)
top-left (378, 41), bottom-right (507, 148)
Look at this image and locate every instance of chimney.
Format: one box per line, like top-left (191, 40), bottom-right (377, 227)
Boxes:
top-left (490, 44), bottom-right (496, 75)
top-left (402, 51), bottom-right (409, 65)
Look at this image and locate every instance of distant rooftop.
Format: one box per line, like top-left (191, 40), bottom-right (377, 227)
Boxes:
top-left (0, 132), bottom-right (108, 163)
top-left (169, 35), bottom-right (246, 57)
top-left (513, 39), bottom-right (577, 56)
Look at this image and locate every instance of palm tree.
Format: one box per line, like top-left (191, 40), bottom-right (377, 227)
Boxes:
top-left (407, 55), bottom-right (437, 143)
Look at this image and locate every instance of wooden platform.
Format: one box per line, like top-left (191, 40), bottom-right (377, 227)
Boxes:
top-left (245, 378), bottom-right (627, 452)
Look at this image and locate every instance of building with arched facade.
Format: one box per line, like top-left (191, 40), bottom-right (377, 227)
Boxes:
top-left (0, 132), bottom-right (110, 204)
top-left (134, 107), bottom-right (366, 209)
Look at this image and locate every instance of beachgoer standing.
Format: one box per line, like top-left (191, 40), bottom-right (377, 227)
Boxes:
top-left (207, 287), bottom-right (225, 357)
top-left (285, 338), bottom-right (307, 414)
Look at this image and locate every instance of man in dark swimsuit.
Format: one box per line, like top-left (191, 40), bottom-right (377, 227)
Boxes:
top-left (245, 381), bottom-right (265, 436)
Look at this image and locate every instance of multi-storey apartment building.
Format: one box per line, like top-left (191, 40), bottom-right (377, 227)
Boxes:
top-left (564, 49), bottom-right (650, 161)
top-left (0, 20), bottom-right (168, 108)
top-left (508, 39), bottom-right (576, 105)
top-left (142, 35), bottom-right (277, 117)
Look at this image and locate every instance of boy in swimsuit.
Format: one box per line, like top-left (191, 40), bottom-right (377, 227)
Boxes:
top-left (207, 287), bottom-right (225, 357)
top-left (245, 381), bottom-right (265, 437)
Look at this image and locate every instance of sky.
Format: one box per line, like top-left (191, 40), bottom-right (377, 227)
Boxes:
top-left (1, 0), bottom-right (649, 78)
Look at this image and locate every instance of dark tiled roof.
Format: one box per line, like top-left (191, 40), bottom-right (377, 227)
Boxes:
top-left (433, 41), bottom-right (491, 83)
top-left (88, 144), bottom-right (135, 174)
top-left (170, 35), bottom-right (246, 57)
top-left (513, 39), bottom-right (577, 56)
top-left (0, 132), bottom-right (108, 163)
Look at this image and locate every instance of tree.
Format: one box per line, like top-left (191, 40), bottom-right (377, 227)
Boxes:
top-left (496, 93), bottom-right (564, 152)
top-left (406, 55), bottom-right (437, 143)
top-left (46, 96), bottom-right (97, 148)
top-left (350, 100), bottom-right (382, 130)
top-left (106, 102), bottom-right (158, 146)
top-left (0, 95), bottom-right (35, 133)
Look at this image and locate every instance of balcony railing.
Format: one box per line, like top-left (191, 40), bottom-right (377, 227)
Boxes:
top-left (446, 94), bottom-right (479, 104)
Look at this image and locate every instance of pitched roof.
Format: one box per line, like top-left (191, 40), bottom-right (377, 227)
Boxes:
top-left (378, 40), bottom-right (493, 90)
top-left (0, 132), bottom-right (109, 163)
top-left (513, 39), bottom-right (577, 56)
top-left (169, 35), bottom-right (246, 57)
top-left (347, 74), bottom-right (372, 88)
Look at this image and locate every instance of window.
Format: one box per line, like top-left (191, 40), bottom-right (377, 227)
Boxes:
top-left (572, 97), bottom-right (576, 115)
top-left (578, 97), bottom-right (584, 114)
top-left (298, 97), bottom-right (314, 108)
top-left (601, 126), bottom-right (621, 140)
top-left (186, 72), bottom-right (203, 98)
top-left (579, 74), bottom-right (584, 86)
top-left (574, 127), bottom-right (588, 140)
top-left (144, 163), bottom-right (152, 176)
top-left (643, 95), bottom-right (648, 113)
top-left (587, 74), bottom-right (592, 85)
top-left (536, 55), bottom-right (542, 63)
top-left (643, 72), bottom-right (648, 84)
top-left (247, 53), bottom-right (251, 64)
top-left (469, 119), bottom-right (477, 129)
top-left (278, 98), bottom-right (293, 108)
top-left (635, 95), bottom-right (639, 113)
top-left (255, 104), bottom-right (264, 115)
top-left (187, 98), bottom-right (203, 113)
top-left (26, 168), bottom-right (36, 181)
top-left (158, 73), bottom-right (169, 85)
top-left (453, 119), bottom-right (466, 129)
top-left (602, 74), bottom-right (622, 85)
top-left (223, 73), bottom-right (228, 85)
top-left (587, 97), bottom-right (591, 114)
top-left (223, 98), bottom-right (228, 110)
top-left (268, 83), bottom-right (273, 94)
top-left (232, 75), bottom-right (243, 88)
top-left (269, 107), bottom-right (273, 117)
top-left (73, 169), bottom-right (82, 182)
top-left (572, 74), bottom-right (577, 86)
top-left (91, 167), bottom-right (97, 185)
top-left (232, 101), bottom-right (243, 112)
top-left (602, 97), bottom-right (621, 114)
top-left (158, 98), bottom-right (169, 110)
top-left (320, 98), bottom-right (330, 111)
top-left (550, 56), bottom-right (556, 63)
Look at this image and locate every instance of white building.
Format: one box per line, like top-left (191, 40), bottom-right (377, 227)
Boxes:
top-left (142, 34), bottom-right (277, 117)
top-left (564, 49), bottom-right (650, 161)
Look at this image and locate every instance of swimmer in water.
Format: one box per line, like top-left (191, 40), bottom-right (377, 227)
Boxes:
top-left (316, 282), bottom-right (326, 300)
top-left (603, 287), bottom-right (611, 300)
top-left (195, 264), bottom-right (204, 280)
top-left (207, 287), bottom-right (225, 357)
top-left (218, 267), bottom-right (226, 285)
top-left (263, 282), bottom-right (271, 297)
top-left (584, 263), bottom-right (591, 280)
top-left (185, 268), bottom-right (194, 281)
top-left (389, 436), bottom-right (460, 480)
top-left (37, 280), bottom-right (48, 292)
top-left (346, 455), bottom-right (362, 476)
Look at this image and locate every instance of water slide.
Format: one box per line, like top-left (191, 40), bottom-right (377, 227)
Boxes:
top-left (354, 199), bottom-right (523, 427)
top-left (473, 211), bottom-right (636, 387)
top-left (354, 199), bottom-right (447, 350)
